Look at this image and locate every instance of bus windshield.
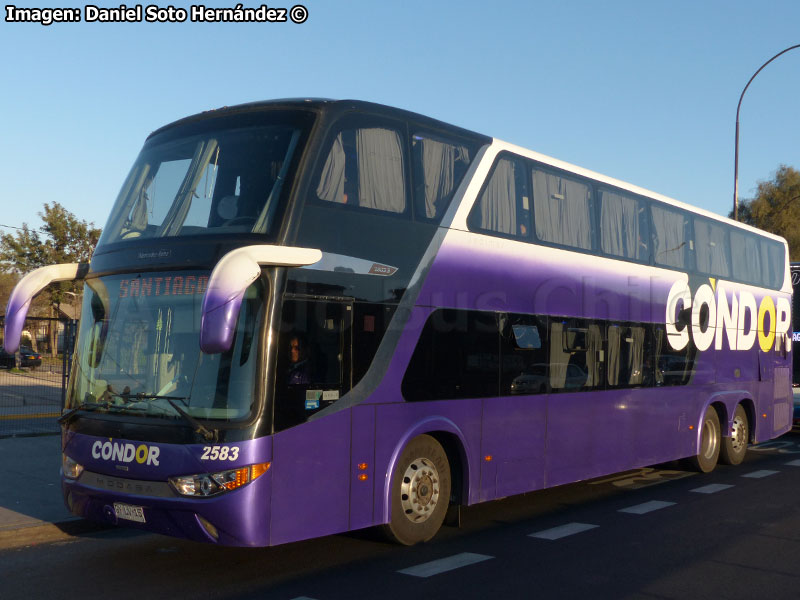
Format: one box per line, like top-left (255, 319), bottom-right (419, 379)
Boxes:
top-left (98, 119), bottom-right (307, 246)
top-left (68, 272), bottom-right (265, 422)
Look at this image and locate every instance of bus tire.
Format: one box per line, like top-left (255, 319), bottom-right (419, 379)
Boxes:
top-left (720, 404), bottom-right (749, 466)
top-left (689, 406), bottom-right (721, 473)
top-left (384, 434), bottom-right (451, 546)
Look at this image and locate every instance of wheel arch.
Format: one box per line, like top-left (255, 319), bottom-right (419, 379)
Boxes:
top-left (699, 391), bottom-right (755, 447)
top-left (380, 417), bottom-right (473, 524)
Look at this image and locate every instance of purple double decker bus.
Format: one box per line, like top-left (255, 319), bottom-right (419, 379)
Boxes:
top-left (5, 100), bottom-right (793, 547)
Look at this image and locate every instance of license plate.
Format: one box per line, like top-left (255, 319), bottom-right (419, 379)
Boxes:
top-left (114, 502), bottom-right (146, 523)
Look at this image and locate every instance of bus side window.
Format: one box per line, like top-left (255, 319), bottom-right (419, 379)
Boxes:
top-left (467, 155), bottom-right (529, 238)
top-left (548, 320), bottom-right (602, 391)
top-left (500, 315), bottom-right (549, 395)
top-left (274, 299), bottom-right (352, 432)
top-left (607, 324), bottom-right (647, 388)
top-left (730, 230), bottom-right (762, 284)
top-left (653, 325), bottom-right (695, 386)
top-left (402, 309), bottom-right (499, 401)
top-left (316, 127), bottom-right (407, 214)
top-left (651, 204), bottom-right (690, 270)
top-left (694, 218), bottom-right (731, 278)
top-left (531, 168), bottom-right (593, 251)
top-left (599, 188), bottom-right (650, 263)
top-left (411, 133), bottom-right (476, 222)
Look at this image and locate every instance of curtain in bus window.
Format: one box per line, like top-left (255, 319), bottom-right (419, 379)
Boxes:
top-left (607, 325), bottom-right (645, 386)
top-left (549, 321), bottom-right (569, 389)
top-left (532, 170), bottom-right (592, 250)
top-left (730, 230), bottom-right (761, 285)
top-left (316, 133), bottom-right (346, 203)
top-left (694, 219), bottom-right (730, 277)
top-left (356, 128), bottom-right (406, 213)
top-left (651, 205), bottom-right (686, 269)
top-left (584, 324), bottom-right (603, 387)
top-left (600, 190), bottom-right (641, 260)
top-left (761, 239), bottom-right (785, 288)
top-left (626, 326), bottom-right (645, 385)
top-left (607, 325), bottom-right (621, 386)
top-left (417, 137), bottom-right (458, 219)
top-left (476, 158), bottom-right (517, 235)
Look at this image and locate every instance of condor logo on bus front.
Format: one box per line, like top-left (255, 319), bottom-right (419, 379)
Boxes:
top-left (665, 280), bottom-right (791, 353)
top-left (92, 440), bottom-right (161, 466)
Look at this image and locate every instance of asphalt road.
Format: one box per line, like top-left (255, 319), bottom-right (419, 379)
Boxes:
top-left (3, 431), bottom-right (800, 600)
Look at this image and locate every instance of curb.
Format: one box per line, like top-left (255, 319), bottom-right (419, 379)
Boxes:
top-left (0, 519), bottom-right (110, 551)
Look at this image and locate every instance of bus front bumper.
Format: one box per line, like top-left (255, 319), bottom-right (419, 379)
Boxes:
top-left (62, 470), bottom-right (271, 547)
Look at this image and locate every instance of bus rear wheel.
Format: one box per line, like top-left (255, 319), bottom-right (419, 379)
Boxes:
top-left (720, 404), bottom-right (749, 466)
top-left (384, 434), bottom-right (451, 546)
top-left (689, 406), bottom-right (721, 473)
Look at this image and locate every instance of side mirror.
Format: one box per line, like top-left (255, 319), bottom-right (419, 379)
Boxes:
top-left (199, 245), bottom-right (322, 354)
top-left (4, 263), bottom-right (89, 353)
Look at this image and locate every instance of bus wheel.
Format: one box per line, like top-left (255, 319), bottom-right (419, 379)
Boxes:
top-left (720, 404), bottom-right (749, 466)
top-left (690, 406), bottom-right (721, 473)
top-left (384, 434), bottom-right (451, 546)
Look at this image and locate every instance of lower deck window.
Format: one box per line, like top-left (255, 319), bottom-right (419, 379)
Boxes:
top-left (402, 309), bottom-right (698, 401)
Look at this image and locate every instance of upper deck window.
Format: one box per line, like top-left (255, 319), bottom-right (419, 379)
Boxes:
top-left (599, 189), bottom-right (650, 262)
top-left (412, 134), bottom-right (474, 221)
top-left (316, 126), bottom-right (407, 214)
top-left (98, 117), bottom-right (309, 247)
top-left (532, 168), bottom-right (593, 250)
top-left (651, 204), bottom-right (690, 270)
top-left (761, 238), bottom-right (785, 288)
top-left (468, 156), bottom-right (529, 237)
top-left (730, 229), bottom-right (762, 284)
top-left (694, 217), bottom-right (730, 277)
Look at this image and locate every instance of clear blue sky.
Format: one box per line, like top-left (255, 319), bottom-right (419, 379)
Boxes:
top-left (1, 0), bottom-right (798, 233)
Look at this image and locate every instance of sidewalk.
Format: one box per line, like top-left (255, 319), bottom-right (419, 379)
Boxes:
top-left (0, 434), bottom-right (104, 549)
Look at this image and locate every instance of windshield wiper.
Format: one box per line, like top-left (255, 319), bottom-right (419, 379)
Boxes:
top-left (130, 393), bottom-right (190, 401)
top-left (165, 398), bottom-right (218, 442)
top-left (127, 394), bottom-right (218, 442)
top-left (58, 401), bottom-right (128, 425)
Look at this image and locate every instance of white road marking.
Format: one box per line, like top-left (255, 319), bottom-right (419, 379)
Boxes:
top-left (398, 552), bottom-right (493, 578)
top-left (529, 522), bottom-right (599, 540)
top-left (742, 470), bottom-right (779, 479)
top-left (785, 459), bottom-right (800, 467)
top-left (618, 500), bottom-right (675, 514)
top-left (691, 483), bottom-right (734, 494)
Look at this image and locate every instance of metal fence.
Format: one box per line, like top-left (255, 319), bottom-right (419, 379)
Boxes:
top-left (0, 316), bottom-right (76, 437)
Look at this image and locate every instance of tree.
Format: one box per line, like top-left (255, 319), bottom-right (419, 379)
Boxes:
top-left (734, 165), bottom-right (800, 260)
top-left (1, 203), bottom-right (101, 272)
top-left (1, 203), bottom-right (101, 353)
top-left (0, 271), bottom-right (20, 320)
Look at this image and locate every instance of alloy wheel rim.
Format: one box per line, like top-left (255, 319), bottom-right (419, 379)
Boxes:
top-left (400, 457), bottom-right (440, 523)
top-left (730, 415), bottom-right (747, 452)
top-left (702, 417), bottom-right (719, 459)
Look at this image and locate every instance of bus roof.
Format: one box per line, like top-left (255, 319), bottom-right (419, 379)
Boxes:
top-left (147, 98), bottom-right (491, 146)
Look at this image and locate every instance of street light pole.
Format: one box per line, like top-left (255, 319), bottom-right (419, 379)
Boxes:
top-left (733, 43), bottom-right (800, 221)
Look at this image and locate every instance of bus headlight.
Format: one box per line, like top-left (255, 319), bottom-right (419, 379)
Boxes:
top-left (62, 454), bottom-right (84, 480)
top-left (169, 462), bottom-right (271, 497)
